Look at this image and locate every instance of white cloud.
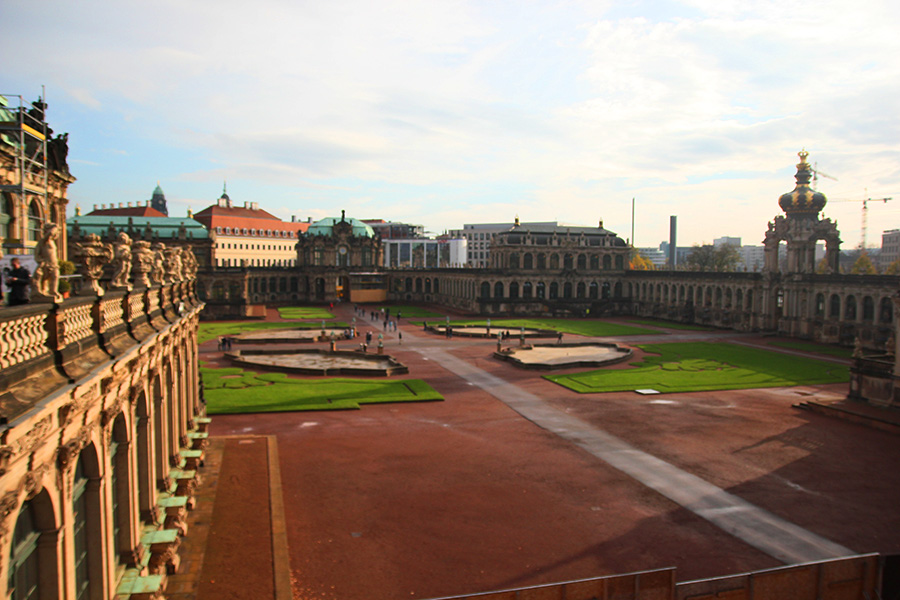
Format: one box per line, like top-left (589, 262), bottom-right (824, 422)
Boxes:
top-left (3, 0), bottom-right (899, 247)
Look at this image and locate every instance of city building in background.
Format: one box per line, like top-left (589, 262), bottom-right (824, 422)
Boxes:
top-left (449, 221), bottom-right (560, 267)
top-left (362, 219), bottom-right (425, 240)
top-left (192, 186), bottom-right (308, 267)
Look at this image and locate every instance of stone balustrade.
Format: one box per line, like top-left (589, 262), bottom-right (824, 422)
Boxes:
top-left (0, 280), bottom-right (198, 420)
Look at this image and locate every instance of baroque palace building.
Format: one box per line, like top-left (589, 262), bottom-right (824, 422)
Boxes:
top-left (192, 151), bottom-right (900, 405)
top-left (1, 96), bottom-right (206, 600)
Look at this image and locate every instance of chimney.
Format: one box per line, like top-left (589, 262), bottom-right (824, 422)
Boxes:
top-left (598, 219), bottom-right (604, 228)
top-left (307, 217), bottom-right (312, 223)
top-left (251, 202), bottom-right (258, 210)
top-left (292, 215), bottom-right (296, 222)
top-left (669, 216), bottom-right (677, 268)
top-left (128, 202), bottom-right (133, 207)
top-left (244, 201), bottom-right (250, 209)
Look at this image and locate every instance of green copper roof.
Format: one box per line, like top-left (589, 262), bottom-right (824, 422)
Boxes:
top-left (67, 215), bottom-right (210, 240)
top-left (306, 216), bottom-right (375, 238)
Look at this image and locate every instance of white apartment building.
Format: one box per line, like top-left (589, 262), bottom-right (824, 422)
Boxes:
top-left (448, 221), bottom-right (560, 267)
top-left (382, 237), bottom-right (467, 268)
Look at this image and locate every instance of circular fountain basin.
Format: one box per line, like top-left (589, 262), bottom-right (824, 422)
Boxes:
top-left (227, 348), bottom-right (408, 376)
top-left (234, 328), bottom-right (351, 344)
top-left (495, 342), bottom-right (633, 370)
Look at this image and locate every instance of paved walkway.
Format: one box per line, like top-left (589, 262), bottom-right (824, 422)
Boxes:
top-left (413, 343), bottom-right (854, 565)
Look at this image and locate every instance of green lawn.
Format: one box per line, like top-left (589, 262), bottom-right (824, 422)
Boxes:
top-left (277, 306), bottom-right (335, 319)
top-left (198, 321), bottom-right (346, 344)
top-left (767, 340), bottom-right (853, 359)
top-left (624, 318), bottom-right (713, 331)
top-left (201, 367), bottom-right (443, 413)
top-left (546, 341), bottom-right (849, 393)
top-left (413, 318), bottom-right (656, 337)
top-left (383, 305), bottom-right (444, 319)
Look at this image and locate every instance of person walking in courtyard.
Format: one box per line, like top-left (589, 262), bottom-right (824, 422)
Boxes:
top-left (398, 331), bottom-right (402, 345)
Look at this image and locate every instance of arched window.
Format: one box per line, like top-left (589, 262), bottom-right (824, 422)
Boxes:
top-left (577, 254), bottom-right (586, 270)
top-left (509, 282), bottom-right (519, 299)
top-left (829, 294), bottom-right (841, 318)
top-left (862, 296), bottom-right (874, 321)
top-left (576, 282), bottom-right (585, 298)
top-left (590, 255), bottom-right (599, 270)
top-left (9, 501), bottom-right (40, 600)
top-left (814, 293), bottom-right (825, 317)
top-left (614, 282), bottom-right (622, 298)
top-left (536, 281), bottom-right (545, 299)
top-left (603, 255), bottom-right (611, 269)
top-left (549, 282), bottom-right (559, 299)
top-left (563, 254), bottom-right (573, 269)
top-left (523, 253), bottom-right (533, 269)
top-left (416, 278), bottom-right (423, 293)
top-left (523, 281), bottom-right (532, 299)
top-left (563, 282), bottom-right (572, 298)
top-left (537, 253), bottom-right (546, 270)
top-left (615, 255), bottom-right (624, 270)
top-left (0, 193), bottom-right (11, 240)
top-left (27, 201), bottom-right (41, 242)
top-left (550, 254), bottom-right (560, 269)
top-left (589, 282), bottom-right (598, 299)
top-left (602, 282), bottom-right (611, 299)
top-left (73, 452), bottom-right (97, 599)
top-left (880, 297), bottom-right (893, 323)
top-left (405, 278), bottom-right (413, 292)
top-left (480, 281), bottom-right (490, 298)
top-left (845, 295), bottom-right (857, 320)
top-left (494, 281), bottom-right (504, 298)
top-left (509, 253), bottom-right (520, 269)
top-left (110, 415), bottom-right (132, 567)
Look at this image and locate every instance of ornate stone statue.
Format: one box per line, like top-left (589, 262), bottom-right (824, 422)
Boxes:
top-left (31, 223), bottom-right (62, 302)
top-left (110, 232), bottom-right (133, 291)
top-left (131, 240), bottom-right (155, 288)
top-left (73, 233), bottom-right (113, 296)
top-left (179, 247), bottom-right (197, 280)
top-left (164, 247), bottom-right (183, 282)
top-left (151, 242), bottom-right (167, 285)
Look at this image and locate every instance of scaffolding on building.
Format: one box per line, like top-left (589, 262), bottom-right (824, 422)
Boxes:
top-left (0, 91), bottom-right (49, 254)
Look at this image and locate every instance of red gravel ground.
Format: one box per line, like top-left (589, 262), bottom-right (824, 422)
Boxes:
top-left (195, 437), bottom-right (274, 600)
top-left (200, 307), bottom-right (900, 600)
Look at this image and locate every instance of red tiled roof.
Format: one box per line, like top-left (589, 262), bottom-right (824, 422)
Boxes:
top-left (87, 206), bottom-right (168, 217)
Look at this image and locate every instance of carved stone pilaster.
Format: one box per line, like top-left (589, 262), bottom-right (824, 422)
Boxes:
top-left (23, 464), bottom-right (48, 499)
top-left (57, 427), bottom-right (91, 493)
top-left (0, 491), bottom-right (20, 542)
top-left (0, 446), bottom-right (12, 477)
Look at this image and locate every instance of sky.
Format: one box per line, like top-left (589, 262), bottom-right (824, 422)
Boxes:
top-left (4, 0), bottom-right (900, 249)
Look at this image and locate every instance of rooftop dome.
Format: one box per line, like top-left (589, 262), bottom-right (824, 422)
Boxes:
top-left (307, 211), bottom-right (375, 238)
top-left (779, 150), bottom-right (827, 217)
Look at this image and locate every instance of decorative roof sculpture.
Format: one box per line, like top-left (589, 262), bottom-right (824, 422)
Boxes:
top-left (778, 149), bottom-right (827, 218)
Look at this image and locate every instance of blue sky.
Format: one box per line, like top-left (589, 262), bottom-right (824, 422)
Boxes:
top-left (4, 0), bottom-right (899, 248)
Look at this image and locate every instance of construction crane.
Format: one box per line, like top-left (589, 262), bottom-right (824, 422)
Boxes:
top-left (829, 192), bottom-right (893, 249)
top-left (811, 162), bottom-right (837, 190)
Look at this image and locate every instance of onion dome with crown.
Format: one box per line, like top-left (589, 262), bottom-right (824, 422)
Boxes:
top-left (778, 150), bottom-right (827, 217)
